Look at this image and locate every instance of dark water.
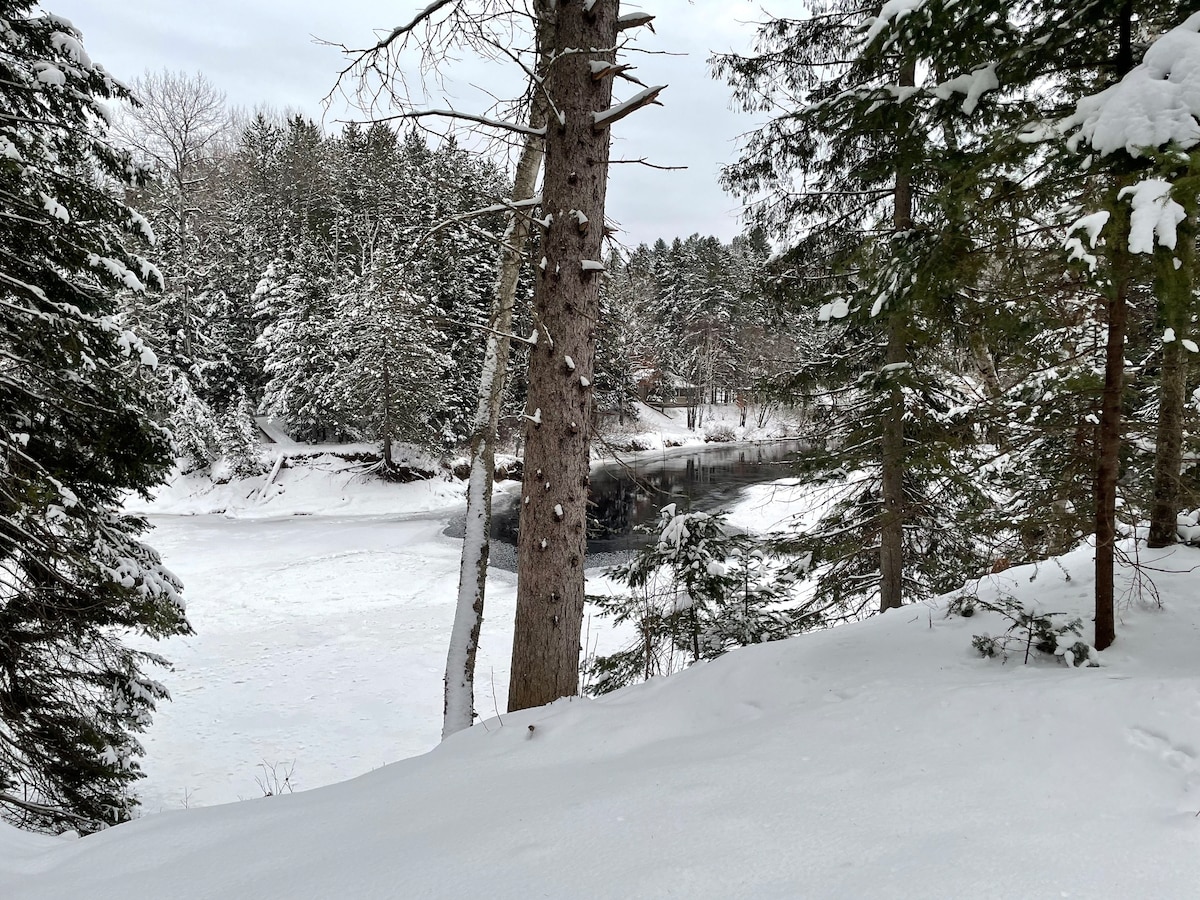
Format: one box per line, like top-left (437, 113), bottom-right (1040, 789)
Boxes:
top-left (446, 440), bottom-right (808, 570)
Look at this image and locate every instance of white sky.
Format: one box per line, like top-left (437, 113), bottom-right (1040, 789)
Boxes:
top-left (54, 0), bottom-right (767, 249)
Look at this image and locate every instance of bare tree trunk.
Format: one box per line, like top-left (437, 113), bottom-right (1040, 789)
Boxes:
top-left (442, 76), bottom-right (549, 738)
top-left (382, 346), bottom-right (394, 467)
top-left (880, 305), bottom-right (906, 613)
top-left (1094, 5), bottom-right (1136, 651)
top-left (879, 57), bottom-right (915, 614)
top-left (508, 0), bottom-right (620, 713)
top-left (1147, 337), bottom-right (1187, 548)
top-left (1147, 216), bottom-right (1196, 549)
top-left (1094, 199), bottom-right (1132, 651)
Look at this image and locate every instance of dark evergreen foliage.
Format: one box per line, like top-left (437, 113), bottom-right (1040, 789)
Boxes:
top-left (0, 2), bottom-right (190, 832)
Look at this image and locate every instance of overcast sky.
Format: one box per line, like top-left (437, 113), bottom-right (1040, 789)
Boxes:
top-left (54, 0), bottom-right (767, 249)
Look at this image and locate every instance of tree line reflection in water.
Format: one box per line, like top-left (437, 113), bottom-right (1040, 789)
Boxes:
top-left (491, 441), bottom-right (808, 554)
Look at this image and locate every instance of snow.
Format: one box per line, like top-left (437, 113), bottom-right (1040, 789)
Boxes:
top-left (862, 0), bottom-right (926, 46)
top-left (817, 297), bottom-right (849, 321)
top-left (49, 29), bottom-right (92, 67)
top-left (33, 63), bottom-right (65, 87)
top-left (592, 85), bottom-right (668, 130)
top-left (931, 63), bottom-right (999, 114)
top-left (7, 504), bottom-right (1200, 897)
top-left (39, 193), bottom-right (68, 224)
top-left (1063, 13), bottom-right (1200, 159)
top-left (128, 454), bottom-right (459, 519)
top-left (1119, 179), bottom-right (1186, 253)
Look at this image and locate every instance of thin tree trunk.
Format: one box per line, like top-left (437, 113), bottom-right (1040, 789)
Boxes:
top-left (442, 76), bottom-right (549, 738)
top-left (1147, 215), bottom-right (1196, 548)
top-left (382, 348), bottom-right (394, 467)
top-left (1094, 5), bottom-right (1136, 650)
top-left (1147, 338), bottom-right (1187, 547)
top-left (879, 56), bottom-right (915, 614)
top-left (880, 305), bottom-right (907, 613)
top-left (1094, 199), bottom-right (1132, 651)
top-left (508, 0), bottom-right (620, 713)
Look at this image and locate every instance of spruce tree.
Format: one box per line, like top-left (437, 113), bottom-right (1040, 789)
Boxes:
top-left (0, 2), bottom-right (190, 831)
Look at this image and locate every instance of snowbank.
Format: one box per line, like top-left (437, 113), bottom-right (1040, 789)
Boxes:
top-left (596, 401), bottom-right (804, 458)
top-left (129, 453), bottom-right (464, 519)
top-left (6, 541), bottom-right (1199, 898)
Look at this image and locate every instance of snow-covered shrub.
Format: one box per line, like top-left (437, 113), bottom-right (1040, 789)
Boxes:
top-left (951, 593), bottom-right (1098, 667)
top-left (165, 372), bottom-right (221, 472)
top-left (704, 423), bottom-right (736, 443)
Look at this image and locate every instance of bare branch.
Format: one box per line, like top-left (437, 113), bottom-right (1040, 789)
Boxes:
top-left (416, 195), bottom-right (544, 247)
top-left (609, 157), bottom-right (687, 171)
top-left (338, 108), bottom-right (546, 137)
top-left (359, 0), bottom-right (461, 55)
top-left (0, 792), bottom-right (91, 823)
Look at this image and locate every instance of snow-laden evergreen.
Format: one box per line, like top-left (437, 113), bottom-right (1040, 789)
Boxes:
top-left (0, 2), bottom-right (190, 832)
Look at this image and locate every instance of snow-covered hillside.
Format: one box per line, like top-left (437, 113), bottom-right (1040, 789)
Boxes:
top-left (3, 536), bottom-right (1198, 898)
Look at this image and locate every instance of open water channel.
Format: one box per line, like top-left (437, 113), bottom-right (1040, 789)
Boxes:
top-left (447, 440), bottom-right (809, 571)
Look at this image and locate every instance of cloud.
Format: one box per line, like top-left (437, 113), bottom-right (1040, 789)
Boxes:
top-left (59, 0), bottom-right (763, 246)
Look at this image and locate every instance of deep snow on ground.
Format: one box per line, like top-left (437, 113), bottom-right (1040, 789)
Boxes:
top-left (4, 535), bottom-right (1200, 898)
top-left (5, 435), bottom-right (1199, 897)
top-left (126, 514), bottom-right (521, 811)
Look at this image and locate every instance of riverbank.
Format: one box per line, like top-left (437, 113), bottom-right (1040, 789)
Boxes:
top-left (113, 431), bottom-right (820, 811)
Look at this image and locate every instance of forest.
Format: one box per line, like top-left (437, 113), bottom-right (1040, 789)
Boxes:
top-left (3, 0), bottom-right (1200, 896)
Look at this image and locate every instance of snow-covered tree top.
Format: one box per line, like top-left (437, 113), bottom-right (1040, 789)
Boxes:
top-left (1062, 12), bottom-right (1200, 158)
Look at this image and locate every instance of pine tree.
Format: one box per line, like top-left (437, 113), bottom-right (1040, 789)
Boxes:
top-left (0, 2), bottom-right (190, 831)
top-left (714, 2), bottom-right (992, 614)
top-left (586, 505), bottom-right (823, 695)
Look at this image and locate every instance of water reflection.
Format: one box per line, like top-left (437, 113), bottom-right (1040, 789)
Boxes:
top-left (489, 441), bottom-right (808, 553)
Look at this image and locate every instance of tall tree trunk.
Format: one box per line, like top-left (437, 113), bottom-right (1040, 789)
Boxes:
top-left (1094, 4), bottom-right (1136, 650)
top-left (507, 0), bottom-right (620, 712)
top-left (1147, 215), bottom-right (1196, 549)
top-left (1147, 338), bottom-right (1187, 548)
top-left (1094, 198), bottom-right (1132, 651)
top-left (442, 72), bottom-right (549, 738)
top-left (880, 306), bottom-right (907, 613)
top-left (381, 346), bottom-right (394, 467)
top-left (879, 56), bottom-right (915, 614)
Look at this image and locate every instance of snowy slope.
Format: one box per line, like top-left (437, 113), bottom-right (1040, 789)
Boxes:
top-left (4, 541), bottom-right (1199, 899)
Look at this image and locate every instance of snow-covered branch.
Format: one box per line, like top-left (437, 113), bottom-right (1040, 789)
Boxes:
top-left (617, 12), bottom-right (656, 32)
top-left (593, 85), bottom-right (666, 131)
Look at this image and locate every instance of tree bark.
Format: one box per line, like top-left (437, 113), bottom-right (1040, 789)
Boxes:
top-left (1146, 215), bottom-right (1196, 549)
top-left (442, 57), bottom-right (550, 739)
top-left (879, 56), bottom-right (915, 614)
top-left (1094, 6), bottom-right (1137, 651)
top-left (1147, 337), bottom-right (1187, 548)
top-left (1094, 198), bottom-right (1132, 652)
top-left (508, 0), bottom-right (619, 712)
top-left (879, 305), bottom-right (907, 613)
